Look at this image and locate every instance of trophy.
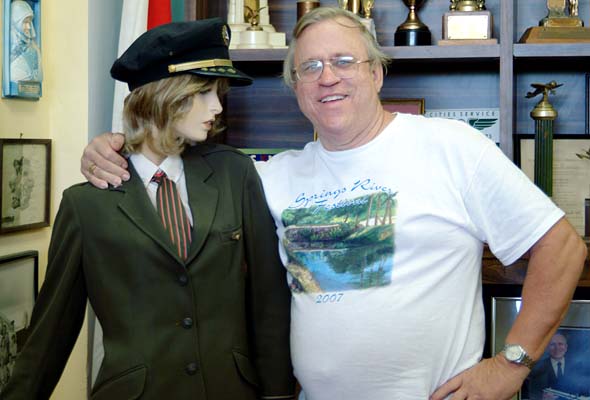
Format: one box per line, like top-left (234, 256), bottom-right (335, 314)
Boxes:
top-left (526, 81), bottom-right (563, 197)
top-left (440, 0), bottom-right (496, 45)
top-left (520, 0), bottom-right (590, 43)
top-left (394, 0), bottom-right (431, 46)
top-left (360, 0), bottom-right (377, 39)
top-left (298, 0), bottom-right (320, 21)
top-left (227, 0), bottom-right (286, 49)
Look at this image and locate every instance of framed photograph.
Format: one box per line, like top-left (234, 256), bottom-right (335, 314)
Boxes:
top-left (381, 98), bottom-right (425, 115)
top-left (0, 250), bottom-right (37, 391)
top-left (516, 134), bottom-right (590, 237)
top-left (492, 297), bottom-right (590, 400)
top-left (0, 250), bottom-right (38, 333)
top-left (0, 139), bottom-right (51, 234)
top-left (2, 0), bottom-right (42, 99)
top-left (240, 148), bottom-right (289, 162)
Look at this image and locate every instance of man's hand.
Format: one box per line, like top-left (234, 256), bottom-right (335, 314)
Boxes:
top-left (430, 355), bottom-right (529, 400)
top-left (81, 132), bottom-right (129, 188)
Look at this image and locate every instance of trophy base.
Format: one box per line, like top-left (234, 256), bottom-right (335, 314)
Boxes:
top-left (443, 10), bottom-right (493, 40)
top-left (394, 28), bottom-right (431, 46)
top-left (540, 17), bottom-right (584, 28)
top-left (519, 26), bottom-right (590, 43)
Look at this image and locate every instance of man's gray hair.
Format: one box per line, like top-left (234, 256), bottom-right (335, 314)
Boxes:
top-left (283, 7), bottom-right (391, 89)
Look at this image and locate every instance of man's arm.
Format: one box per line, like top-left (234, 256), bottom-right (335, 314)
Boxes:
top-left (430, 218), bottom-right (586, 400)
top-left (81, 132), bottom-right (129, 188)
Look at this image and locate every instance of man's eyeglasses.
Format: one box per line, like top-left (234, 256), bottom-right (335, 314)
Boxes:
top-left (293, 56), bottom-right (371, 83)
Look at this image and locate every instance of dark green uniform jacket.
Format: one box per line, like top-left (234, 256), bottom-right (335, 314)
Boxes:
top-left (3, 144), bottom-right (295, 400)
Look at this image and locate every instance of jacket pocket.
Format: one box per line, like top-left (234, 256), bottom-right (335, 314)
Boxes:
top-left (233, 350), bottom-right (259, 388)
top-left (91, 365), bottom-right (147, 400)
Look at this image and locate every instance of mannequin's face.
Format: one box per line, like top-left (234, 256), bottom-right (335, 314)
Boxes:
top-left (174, 81), bottom-right (223, 143)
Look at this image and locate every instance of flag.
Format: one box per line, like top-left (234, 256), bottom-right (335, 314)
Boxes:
top-left (111, 0), bottom-right (172, 132)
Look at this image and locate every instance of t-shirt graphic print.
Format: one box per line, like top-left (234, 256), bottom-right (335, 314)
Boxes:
top-left (281, 191), bottom-right (397, 293)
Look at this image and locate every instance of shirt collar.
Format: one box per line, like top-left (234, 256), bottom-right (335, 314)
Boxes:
top-left (129, 153), bottom-right (184, 187)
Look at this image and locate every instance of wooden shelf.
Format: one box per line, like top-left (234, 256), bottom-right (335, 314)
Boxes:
top-left (514, 43), bottom-right (590, 59)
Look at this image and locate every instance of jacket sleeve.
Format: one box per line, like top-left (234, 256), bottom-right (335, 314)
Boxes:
top-left (2, 190), bottom-right (87, 400)
top-left (242, 162), bottom-right (296, 400)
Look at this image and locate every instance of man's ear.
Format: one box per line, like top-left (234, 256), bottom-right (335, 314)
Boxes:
top-left (371, 64), bottom-right (384, 93)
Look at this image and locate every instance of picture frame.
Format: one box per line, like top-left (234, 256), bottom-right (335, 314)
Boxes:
top-left (0, 250), bottom-right (38, 334)
top-left (2, 0), bottom-right (43, 99)
top-left (240, 147), bottom-right (289, 162)
top-left (381, 98), bottom-right (425, 115)
top-left (0, 250), bottom-right (38, 391)
top-left (516, 134), bottom-right (590, 237)
top-left (0, 138), bottom-right (51, 234)
top-left (491, 297), bottom-right (590, 400)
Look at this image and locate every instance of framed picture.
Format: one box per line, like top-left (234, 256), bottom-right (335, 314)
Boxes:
top-left (2, 0), bottom-right (42, 99)
top-left (516, 134), bottom-right (590, 237)
top-left (492, 297), bottom-right (590, 400)
top-left (0, 250), bottom-right (38, 333)
top-left (381, 98), bottom-right (425, 115)
top-left (0, 139), bottom-right (51, 234)
top-left (240, 148), bottom-right (289, 162)
top-left (0, 250), bottom-right (37, 391)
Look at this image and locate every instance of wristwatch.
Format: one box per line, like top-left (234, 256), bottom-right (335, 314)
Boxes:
top-left (501, 344), bottom-right (535, 369)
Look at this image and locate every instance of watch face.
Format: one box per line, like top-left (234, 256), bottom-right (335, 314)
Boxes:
top-left (505, 345), bottom-right (523, 362)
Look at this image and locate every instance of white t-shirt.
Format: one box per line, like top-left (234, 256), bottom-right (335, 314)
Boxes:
top-left (256, 113), bottom-right (564, 400)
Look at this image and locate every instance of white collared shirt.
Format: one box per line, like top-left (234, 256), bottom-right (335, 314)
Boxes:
top-left (129, 153), bottom-right (194, 226)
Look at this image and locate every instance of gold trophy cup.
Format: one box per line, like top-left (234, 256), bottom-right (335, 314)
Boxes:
top-left (394, 0), bottom-right (431, 46)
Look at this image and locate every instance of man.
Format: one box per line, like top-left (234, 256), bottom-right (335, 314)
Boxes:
top-left (81, 7), bottom-right (586, 400)
top-left (528, 332), bottom-right (587, 400)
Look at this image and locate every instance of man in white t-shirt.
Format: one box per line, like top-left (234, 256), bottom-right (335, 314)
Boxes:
top-left (81, 7), bottom-right (586, 400)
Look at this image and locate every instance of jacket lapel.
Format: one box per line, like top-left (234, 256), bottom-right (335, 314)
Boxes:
top-left (183, 150), bottom-right (218, 264)
top-left (117, 162), bottom-right (183, 263)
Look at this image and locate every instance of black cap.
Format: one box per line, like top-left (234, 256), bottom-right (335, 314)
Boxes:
top-left (111, 18), bottom-right (252, 91)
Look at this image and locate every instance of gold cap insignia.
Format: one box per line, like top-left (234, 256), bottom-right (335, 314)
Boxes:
top-left (221, 25), bottom-right (230, 46)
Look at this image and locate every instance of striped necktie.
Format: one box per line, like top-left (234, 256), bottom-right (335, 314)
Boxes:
top-left (151, 170), bottom-right (192, 260)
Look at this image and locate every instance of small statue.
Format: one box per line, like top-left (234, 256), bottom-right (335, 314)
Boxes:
top-left (569, 0), bottom-right (578, 17)
top-left (337, 0), bottom-right (349, 10)
top-left (244, 5), bottom-right (266, 31)
top-left (526, 80), bottom-right (563, 100)
top-left (361, 0), bottom-right (375, 18)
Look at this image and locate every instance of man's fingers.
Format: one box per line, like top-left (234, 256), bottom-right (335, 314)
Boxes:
top-left (430, 375), bottom-right (462, 400)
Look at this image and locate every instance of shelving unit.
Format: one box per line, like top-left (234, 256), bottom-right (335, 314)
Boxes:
top-left (199, 0), bottom-right (590, 158)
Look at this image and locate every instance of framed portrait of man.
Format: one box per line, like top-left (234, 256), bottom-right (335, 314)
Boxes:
top-left (492, 297), bottom-right (590, 400)
top-left (2, 0), bottom-right (42, 99)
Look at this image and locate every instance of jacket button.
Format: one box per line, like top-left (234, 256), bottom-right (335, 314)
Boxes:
top-left (182, 317), bottom-right (193, 329)
top-left (231, 231), bottom-right (241, 240)
top-left (178, 274), bottom-right (188, 286)
top-left (185, 362), bottom-right (198, 375)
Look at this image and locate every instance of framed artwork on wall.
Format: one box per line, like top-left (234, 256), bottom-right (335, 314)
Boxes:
top-left (516, 134), bottom-right (590, 237)
top-left (0, 139), bottom-right (51, 234)
top-left (492, 297), bottom-right (590, 400)
top-left (0, 250), bottom-right (38, 393)
top-left (2, 0), bottom-right (42, 99)
top-left (381, 98), bottom-right (425, 115)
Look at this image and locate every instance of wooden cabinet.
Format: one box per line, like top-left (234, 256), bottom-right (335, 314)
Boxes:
top-left (200, 0), bottom-right (590, 158)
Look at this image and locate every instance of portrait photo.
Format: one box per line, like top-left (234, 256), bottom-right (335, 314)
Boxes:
top-left (492, 298), bottom-right (590, 400)
top-left (2, 0), bottom-right (42, 99)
